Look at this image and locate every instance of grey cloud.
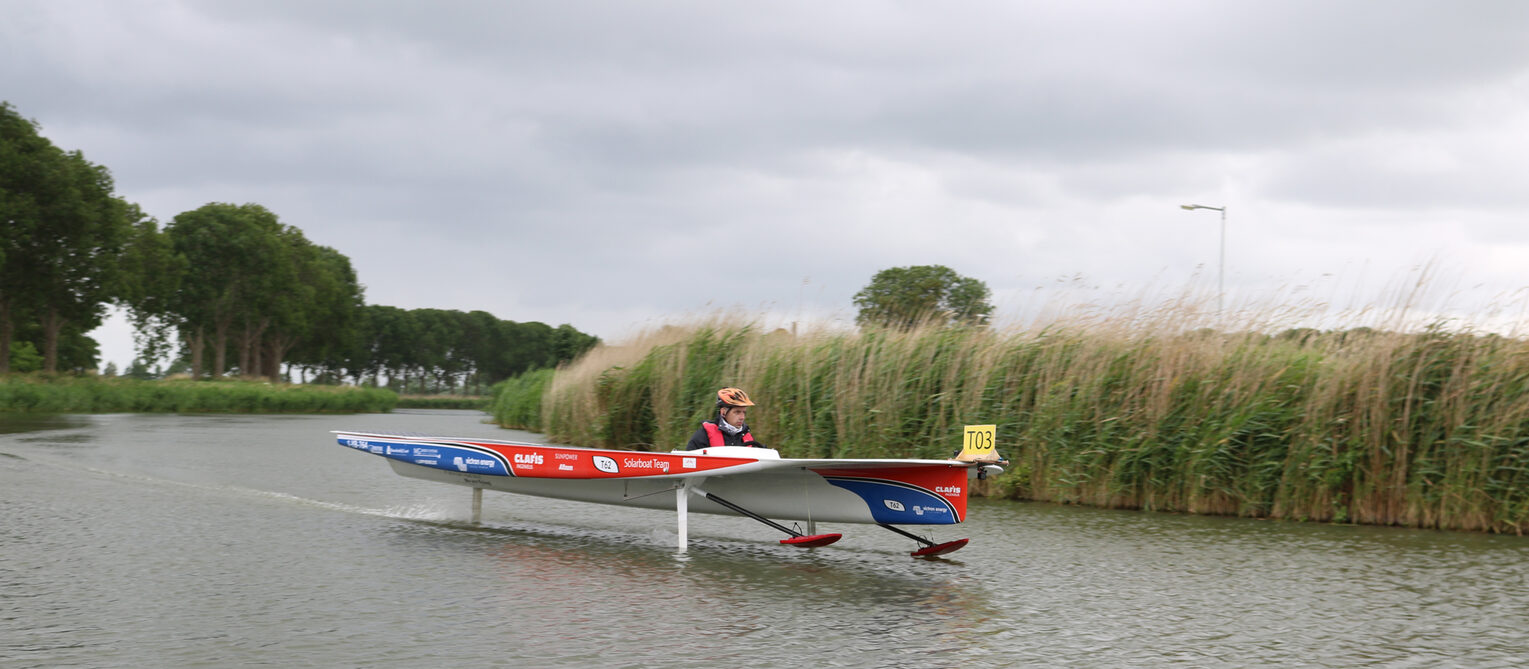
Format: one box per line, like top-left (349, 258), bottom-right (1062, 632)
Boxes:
top-left (4, 0), bottom-right (1529, 354)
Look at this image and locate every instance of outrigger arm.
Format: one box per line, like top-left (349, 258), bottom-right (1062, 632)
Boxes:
top-left (877, 523), bottom-right (969, 557)
top-left (673, 480), bottom-right (841, 552)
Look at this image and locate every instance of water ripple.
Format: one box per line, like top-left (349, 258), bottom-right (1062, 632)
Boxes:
top-left (3, 414), bottom-right (1528, 667)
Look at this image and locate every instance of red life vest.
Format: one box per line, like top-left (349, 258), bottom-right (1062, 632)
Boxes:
top-left (701, 421), bottom-right (753, 447)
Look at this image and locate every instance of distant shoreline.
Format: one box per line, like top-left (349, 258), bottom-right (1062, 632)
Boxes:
top-left (0, 376), bottom-right (396, 414)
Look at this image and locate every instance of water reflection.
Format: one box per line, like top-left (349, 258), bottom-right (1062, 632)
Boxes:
top-left (366, 515), bottom-right (1007, 665)
top-left (0, 413), bottom-right (91, 436)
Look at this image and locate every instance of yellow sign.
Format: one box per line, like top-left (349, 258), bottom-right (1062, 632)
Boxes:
top-left (959, 424), bottom-right (997, 462)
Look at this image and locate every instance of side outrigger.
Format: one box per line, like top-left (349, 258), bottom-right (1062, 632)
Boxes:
top-left (335, 430), bottom-right (1004, 557)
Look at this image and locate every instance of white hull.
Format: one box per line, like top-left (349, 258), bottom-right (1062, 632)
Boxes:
top-left (387, 458), bottom-right (888, 524)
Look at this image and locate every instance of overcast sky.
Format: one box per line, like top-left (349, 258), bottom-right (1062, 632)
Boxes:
top-left (6, 1), bottom-right (1529, 368)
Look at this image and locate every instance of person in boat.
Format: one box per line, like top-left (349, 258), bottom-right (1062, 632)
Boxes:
top-left (686, 387), bottom-right (767, 450)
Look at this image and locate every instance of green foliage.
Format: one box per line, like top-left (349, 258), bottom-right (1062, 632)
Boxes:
top-left (534, 323), bottom-right (1529, 534)
top-left (394, 395), bottom-right (490, 410)
top-left (160, 202), bottom-right (364, 380)
top-left (342, 306), bottom-right (599, 395)
top-left (1, 101), bottom-right (134, 373)
top-left (273, 241), bottom-right (364, 377)
top-left (9, 317), bottom-right (98, 374)
top-left (853, 265), bottom-right (994, 330)
top-left (8, 341), bottom-right (41, 373)
top-left (123, 358), bottom-right (158, 380)
top-left (489, 368), bottom-right (556, 429)
top-left (0, 376), bottom-right (396, 413)
top-left (116, 211), bottom-right (185, 364)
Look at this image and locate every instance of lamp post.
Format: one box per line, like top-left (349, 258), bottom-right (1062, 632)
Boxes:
top-left (1180, 204), bottom-right (1226, 313)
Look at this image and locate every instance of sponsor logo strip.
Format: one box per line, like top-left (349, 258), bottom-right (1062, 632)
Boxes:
top-left (338, 436), bottom-right (512, 476)
top-left (821, 476), bottom-right (962, 524)
top-left (458, 442), bottom-right (757, 479)
top-left (340, 433), bottom-right (761, 480)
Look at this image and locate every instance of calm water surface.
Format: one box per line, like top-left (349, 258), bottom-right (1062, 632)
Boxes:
top-left (2, 411), bottom-right (1527, 667)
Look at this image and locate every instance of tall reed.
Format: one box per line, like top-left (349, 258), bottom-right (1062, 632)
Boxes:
top-left (489, 368), bottom-right (554, 429)
top-left (497, 311), bottom-right (1529, 533)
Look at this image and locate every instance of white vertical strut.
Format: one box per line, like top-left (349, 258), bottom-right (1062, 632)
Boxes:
top-left (471, 487), bottom-right (483, 525)
top-left (676, 481), bottom-right (690, 552)
top-left (803, 476), bottom-right (816, 536)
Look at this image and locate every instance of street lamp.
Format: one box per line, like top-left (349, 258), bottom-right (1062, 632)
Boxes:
top-left (1180, 204), bottom-right (1227, 313)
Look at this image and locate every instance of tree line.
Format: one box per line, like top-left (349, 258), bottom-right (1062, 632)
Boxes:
top-left (339, 306), bottom-right (596, 394)
top-left (2, 101), bottom-right (597, 387)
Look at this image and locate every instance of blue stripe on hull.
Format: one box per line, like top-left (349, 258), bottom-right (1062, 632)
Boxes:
top-left (823, 477), bottom-right (958, 525)
top-left (338, 435), bottom-right (511, 476)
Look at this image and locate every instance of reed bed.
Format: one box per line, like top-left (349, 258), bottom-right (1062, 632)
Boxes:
top-left (489, 368), bottom-right (555, 429)
top-left (0, 376), bottom-right (397, 414)
top-left (495, 302), bottom-right (1529, 533)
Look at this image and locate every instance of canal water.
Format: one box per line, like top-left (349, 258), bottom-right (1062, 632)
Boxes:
top-left (2, 411), bottom-right (1527, 667)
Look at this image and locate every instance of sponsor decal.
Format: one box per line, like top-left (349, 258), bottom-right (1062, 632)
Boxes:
top-left (682, 457), bottom-right (696, 469)
top-left (592, 456), bottom-right (619, 473)
top-left (446, 452), bottom-right (507, 475)
top-left (622, 458), bottom-right (670, 472)
top-left (345, 436), bottom-right (509, 476)
top-left (824, 477), bottom-right (961, 524)
top-left (514, 453), bottom-right (544, 466)
top-left (555, 452), bottom-right (579, 461)
top-left (449, 456), bottom-right (501, 472)
top-left (935, 485), bottom-right (962, 496)
top-left (558, 464), bottom-right (573, 471)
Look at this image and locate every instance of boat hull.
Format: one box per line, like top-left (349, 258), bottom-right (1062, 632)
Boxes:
top-left (340, 431), bottom-right (975, 526)
top-left (386, 459), bottom-right (901, 523)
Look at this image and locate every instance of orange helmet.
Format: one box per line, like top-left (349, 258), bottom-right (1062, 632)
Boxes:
top-left (716, 387), bottom-right (755, 408)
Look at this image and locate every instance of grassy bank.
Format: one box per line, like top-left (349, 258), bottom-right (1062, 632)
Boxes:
top-left (0, 376), bottom-right (397, 413)
top-left (493, 321), bottom-right (1529, 534)
top-left (394, 394), bottom-right (490, 410)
